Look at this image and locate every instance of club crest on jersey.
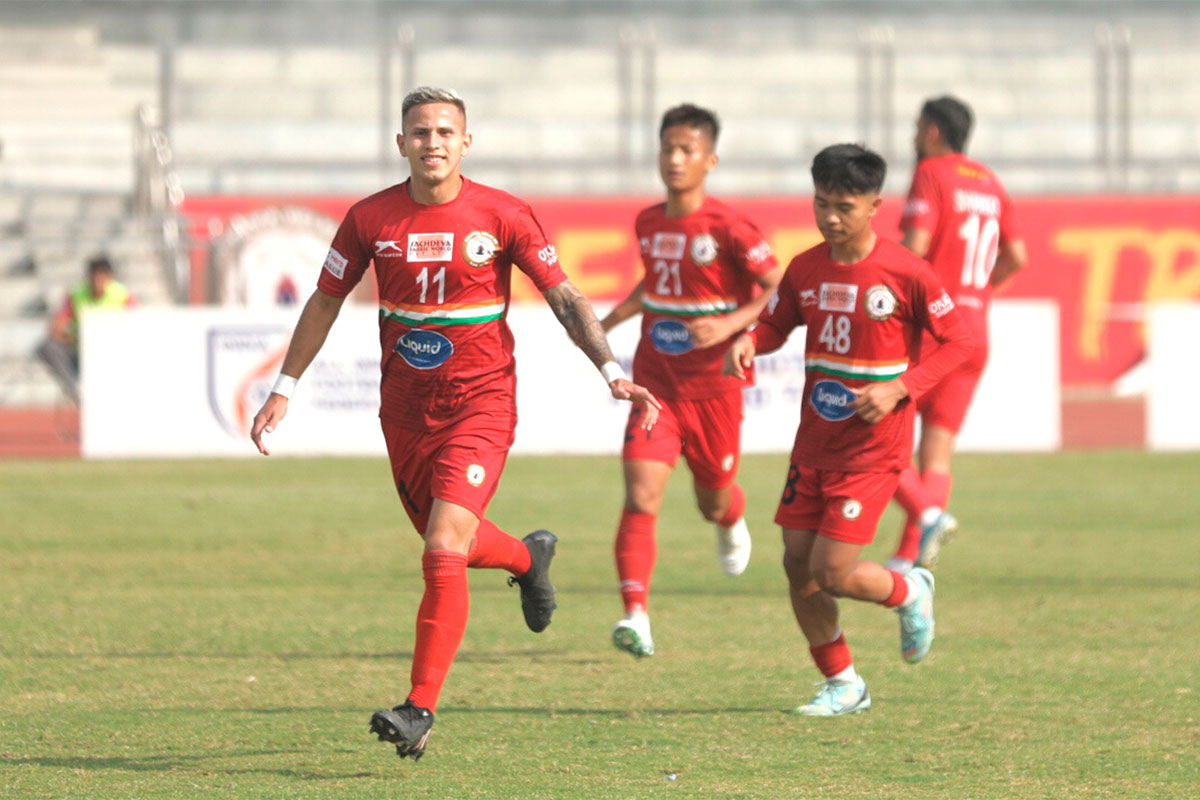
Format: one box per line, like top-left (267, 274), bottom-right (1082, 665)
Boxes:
top-left (323, 248), bottom-right (348, 278)
top-left (842, 499), bottom-right (863, 520)
top-left (394, 329), bottom-right (454, 369)
top-left (809, 379), bottom-right (857, 422)
top-left (819, 283), bottom-right (858, 312)
top-left (407, 233), bottom-right (454, 262)
top-left (864, 284), bottom-right (898, 321)
top-left (650, 319), bottom-right (694, 355)
top-left (463, 230), bottom-right (500, 267)
top-left (466, 464), bottom-right (486, 487)
top-left (651, 233), bottom-right (686, 260)
top-left (689, 234), bottom-right (718, 266)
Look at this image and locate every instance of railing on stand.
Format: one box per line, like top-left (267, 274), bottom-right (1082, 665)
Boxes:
top-left (133, 104), bottom-right (189, 303)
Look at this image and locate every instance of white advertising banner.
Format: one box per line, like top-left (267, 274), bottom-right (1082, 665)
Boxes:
top-left (81, 301), bottom-right (1059, 459)
top-left (1147, 303), bottom-right (1200, 451)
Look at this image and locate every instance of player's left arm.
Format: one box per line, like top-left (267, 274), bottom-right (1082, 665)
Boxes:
top-left (688, 267), bottom-right (784, 349)
top-left (851, 273), bottom-right (974, 424)
top-left (900, 227), bottom-right (933, 258)
top-left (990, 238), bottom-right (1028, 288)
top-left (543, 280), bottom-right (661, 426)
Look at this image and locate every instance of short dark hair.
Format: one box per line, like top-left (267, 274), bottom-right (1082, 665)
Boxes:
top-left (810, 144), bottom-right (887, 194)
top-left (921, 96), bottom-right (973, 153)
top-left (86, 255), bottom-right (114, 276)
top-left (659, 103), bottom-right (720, 144)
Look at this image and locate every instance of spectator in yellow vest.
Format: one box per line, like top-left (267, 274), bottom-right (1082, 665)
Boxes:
top-left (36, 255), bottom-right (136, 403)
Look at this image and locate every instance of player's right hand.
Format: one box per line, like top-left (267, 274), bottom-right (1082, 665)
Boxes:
top-left (250, 393), bottom-right (289, 456)
top-left (723, 334), bottom-right (755, 380)
top-left (609, 378), bottom-right (661, 430)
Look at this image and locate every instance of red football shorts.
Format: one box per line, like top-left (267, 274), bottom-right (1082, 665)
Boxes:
top-left (917, 328), bottom-right (987, 434)
top-left (622, 390), bottom-right (743, 490)
top-left (773, 464), bottom-right (900, 545)
top-left (381, 406), bottom-right (515, 535)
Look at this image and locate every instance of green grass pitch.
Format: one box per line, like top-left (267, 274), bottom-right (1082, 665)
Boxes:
top-left (1, 452), bottom-right (1197, 799)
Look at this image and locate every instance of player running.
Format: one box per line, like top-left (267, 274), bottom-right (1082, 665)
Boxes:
top-left (599, 104), bottom-right (781, 658)
top-left (887, 96), bottom-right (1028, 572)
top-left (724, 144), bottom-right (972, 715)
top-left (250, 87), bottom-right (659, 760)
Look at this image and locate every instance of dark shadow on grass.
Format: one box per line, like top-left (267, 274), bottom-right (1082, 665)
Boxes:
top-left (3, 648), bottom-right (583, 663)
top-left (438, 705), bottom-right (777, 716)
top-left (0, 751), bottom-right (382, 781)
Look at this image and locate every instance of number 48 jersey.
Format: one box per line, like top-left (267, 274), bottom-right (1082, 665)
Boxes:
top-left (901, 153), bottom-right (1018, 344)
top-left (751, 238), bottom-right (972, 473)
top-left (633, 196), bottom-right (777, 400)
top-left (317, 178), bottom-right (567, 430)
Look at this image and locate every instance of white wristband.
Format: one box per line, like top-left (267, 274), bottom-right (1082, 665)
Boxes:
top-left (600, 361), bottom-right (627, 384)
top-left (271, 374), bottom-right (298, 399)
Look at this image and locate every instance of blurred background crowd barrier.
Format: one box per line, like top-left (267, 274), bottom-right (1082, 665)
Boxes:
top-left (1, 0), bottom-right (1198, 455)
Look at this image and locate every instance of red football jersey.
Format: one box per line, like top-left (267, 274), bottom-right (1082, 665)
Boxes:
top-left (900, 153), bottom-right (1018, 345)
top-left (751, 238), bottom-right (972, 473)
top-left (632, 196), bottom-right (777, 400)
top-left (317, 178), bottom-right (567, 430)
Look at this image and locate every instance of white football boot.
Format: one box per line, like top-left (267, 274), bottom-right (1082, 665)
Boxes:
top-left (611, 610), bottom-right (655, 658)
top-left (715, 517), bottom-right (751, 576)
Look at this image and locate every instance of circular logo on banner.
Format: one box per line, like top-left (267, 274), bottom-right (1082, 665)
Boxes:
top-left (394, 329), bottom-right (454, 370)
top-left (864, 284), bottom-right (898, 321)
top-left (463, 230), bottom-right (500, 267)
top-left (649, 319), bottom-right (694, 354)
top-left (842, 499), bottom-right (863, 520)
top-left (466, 464), bottom-right (486, 487)
top-left (690, 234), bottom-right (718, 266)
top-left (809, 379), bottom-right (857, 421)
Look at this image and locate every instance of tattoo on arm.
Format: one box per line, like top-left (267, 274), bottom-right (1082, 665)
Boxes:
top-left (544, 281), bottom-right (615, 369)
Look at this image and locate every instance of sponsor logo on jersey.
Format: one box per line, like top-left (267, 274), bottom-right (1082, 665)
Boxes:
top-left (928, 290), bottom-right (955, 319)
top-left (864, 284), bottom-right (898, 321)
top-left (842, 499), bottom-right (863, 520)
top-left (651, 232), bottom-right (686, 259)
top-left (324, 248), bottom-right (348, 279)
top-left (799, 289), bottom-right (819, 307)
top-left (374, 240), bottom-right (405, 258)
top-left (466, 464), bottom-right (486, 487)
top-left (952, 188), bottom-right (1001, 216)
top-left (649, 319), bottom-right (694, 354)
top-left (394, 328), bottom-right (454, 369)
top-left (819, 282), bottom-right (859, 312)
top-left (537, 244), bottom-right (558, 265)
top-left (809, 379), bottom-right (857, 422)
top-left (407, 233), bottom-right (454, 262)
top-left (462, 230), bottom-right (500, 267)
top-left (746, 240), bottom-right (774, 265)
top-left (689, 233), bottom-right (718, 266)
top-left (903, 197), bottom-right (930, 217)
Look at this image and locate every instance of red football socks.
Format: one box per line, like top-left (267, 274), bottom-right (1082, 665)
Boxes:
top-left (925, 470), bottom-right (952, 510)
top-left (894, 466), bottom-right (931, 518)
top-left (467, 519), bottom-right (532, 576)
top-left (809, 631), bottom-right (853, 678)
top-left (880, 568), bottom-right (911, 608)
top-left (895, 519), bottom-right (922, 561)
top-left (614, 509), bottom-right (656, 613)
top-left (716, 483), bottom-right (746, 527)
top-left (407, 550), bottom-right (470, 712)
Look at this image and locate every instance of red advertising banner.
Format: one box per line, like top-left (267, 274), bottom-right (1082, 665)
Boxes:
top-left (183, 194), bottom-right (1200, 387)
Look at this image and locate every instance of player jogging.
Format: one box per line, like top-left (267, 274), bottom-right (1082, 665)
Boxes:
top-left (724, 144), bottom-right (972, 715)
top-left (599, 104), bottom-right (781, 658)
top-left (887, 96), bottom-right (1028, 572)
top-left (250, 87), bottom-right (660, 760)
